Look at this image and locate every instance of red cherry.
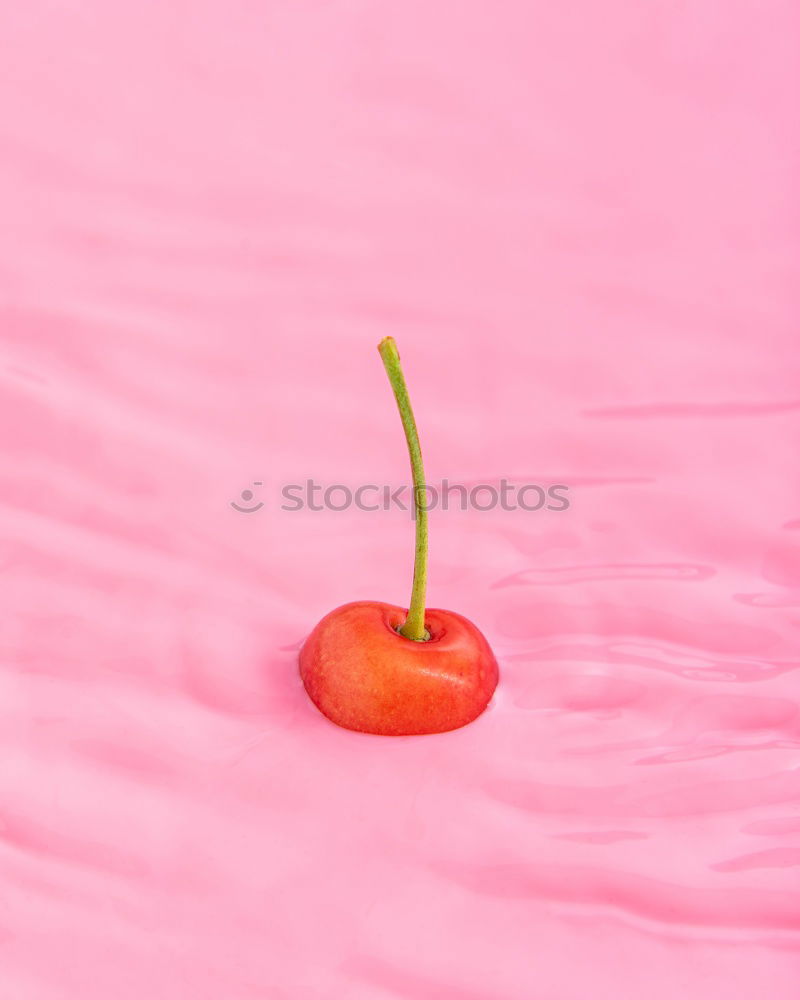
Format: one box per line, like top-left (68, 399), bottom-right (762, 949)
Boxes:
top-left (299, 337), bottom-right (500, 735)
top-left (300, 601), bottom-right (499, 735)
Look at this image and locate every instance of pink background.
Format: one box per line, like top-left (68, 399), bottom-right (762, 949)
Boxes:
top-left (2, 2), bottom-right (799, 997)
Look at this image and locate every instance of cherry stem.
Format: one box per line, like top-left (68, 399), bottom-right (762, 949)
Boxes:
top-left (378, 336), bottom-right (429, 641)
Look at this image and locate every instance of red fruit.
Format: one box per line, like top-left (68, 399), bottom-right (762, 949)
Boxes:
top-left (299, 337), bottom-right (500, 735)
top-left (299, 601), bottom-right (499, 736)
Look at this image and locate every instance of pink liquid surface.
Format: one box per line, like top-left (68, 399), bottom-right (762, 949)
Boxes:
top-left (2, 3), bottom-right (799, 997)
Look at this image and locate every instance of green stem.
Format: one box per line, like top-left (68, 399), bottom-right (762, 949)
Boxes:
top-left (378, 336), bottom-right (429, 641)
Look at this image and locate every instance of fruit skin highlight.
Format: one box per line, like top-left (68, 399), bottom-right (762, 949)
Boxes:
top-left (299, 601), bottom-right (499, 736)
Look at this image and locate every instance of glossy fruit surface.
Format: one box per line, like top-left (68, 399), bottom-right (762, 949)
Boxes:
top-left (299, 601), bottom-right (499, 735)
